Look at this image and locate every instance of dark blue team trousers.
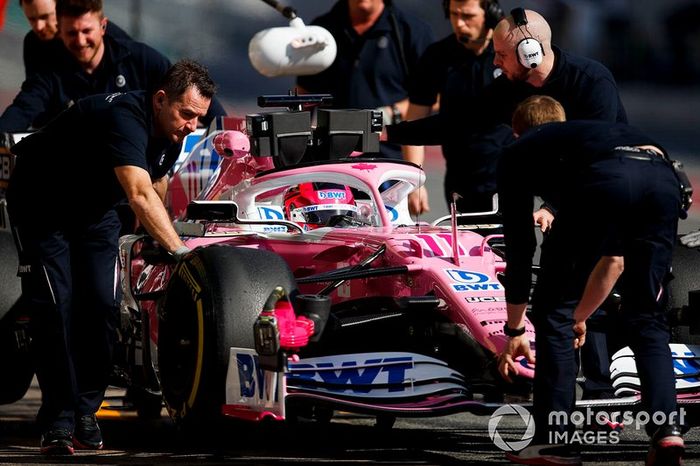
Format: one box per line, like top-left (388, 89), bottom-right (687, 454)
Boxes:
top-left (9, 209), bottom-right (120, 432)
top-left (531, 154), bottom-right (681, 442)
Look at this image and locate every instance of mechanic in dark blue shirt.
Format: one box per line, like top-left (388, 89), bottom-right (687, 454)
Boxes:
top-left (296, 0), bottom-right (433, 159)
top-left (19, 0), bottom-right (131, 78)
top-left (6, 60), bottom-right (213, 456)
top-left (403, 0), bottom-right (510, 215)
top-left (0, 0), bottom-right (225, 132)
top-left (498, 96), bottom-right (685, 466)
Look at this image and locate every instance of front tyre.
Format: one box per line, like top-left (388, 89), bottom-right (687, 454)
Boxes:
top-left (0, 298), bottom-right (34, 404)
top-left (158, 246), bottom-right (296, 424)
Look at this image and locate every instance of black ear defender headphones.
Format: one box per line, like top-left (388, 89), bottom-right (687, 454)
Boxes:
top-left (442, 0), bottom-right (504, 30)
top-left (511, 7), bottom-right (544, 68)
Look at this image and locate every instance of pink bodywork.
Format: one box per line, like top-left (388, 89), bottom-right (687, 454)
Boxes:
top-left (130, 128), bottom-right (536, 392)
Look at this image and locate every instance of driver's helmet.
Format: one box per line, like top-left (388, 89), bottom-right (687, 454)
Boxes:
top-left (284, 182), bottom-right (358, 230)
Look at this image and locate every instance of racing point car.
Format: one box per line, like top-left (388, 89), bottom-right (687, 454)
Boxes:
top-left (115, 95), bottom-right (535, 424)
top-left (110, 95), bottom-right (700, 427)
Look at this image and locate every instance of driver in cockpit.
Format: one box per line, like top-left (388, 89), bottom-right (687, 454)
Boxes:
top-left (283, 182), bottom-right (363, 230)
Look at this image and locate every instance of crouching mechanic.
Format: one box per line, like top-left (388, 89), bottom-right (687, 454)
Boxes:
top-left (497, 95), bottom-right (685, 466)
top-left (6, 59), bottom-right (213, 455)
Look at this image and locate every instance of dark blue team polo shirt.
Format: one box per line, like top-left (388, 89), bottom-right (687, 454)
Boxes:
top-left (498, 121), bottom-right (662, 304)
top-left (409, 34), bottom-right (500, 112)
top-left (9, 91), bottom-right (179, 225)
top-left (296, 0), bottom-right (433, 109)
top-left (407, 34), bottom-right (512, 201)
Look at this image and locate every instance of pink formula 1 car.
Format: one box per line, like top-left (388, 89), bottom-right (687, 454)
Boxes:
top-left (116, 97), bottom-right (535, 424)
top-left (113, 97), bottom-right (700, 427)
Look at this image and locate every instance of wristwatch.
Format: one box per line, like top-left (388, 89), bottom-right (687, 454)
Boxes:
top-left (503, 323), bottom-right (526, 337)
top-left (391, 104), bottom-right (402, 125)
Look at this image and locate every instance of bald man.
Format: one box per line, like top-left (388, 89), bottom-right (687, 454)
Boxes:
top-left (488, 8), bottom-right (626, 122)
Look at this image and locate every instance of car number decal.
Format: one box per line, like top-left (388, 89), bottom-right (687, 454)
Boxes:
top-left (0, 153), bottom-right (13, 188)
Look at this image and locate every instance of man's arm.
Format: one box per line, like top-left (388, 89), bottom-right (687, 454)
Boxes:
top-left (496, 146), bottom-right (538, 381)
top-left (0, 74), bottom-right (53, 132)
top-left (115, 165), bottom-right (184, 253)
top-left (572, 255), bottom-right (624, 348)
top-left (498, 302), bottom-right (534, 382)
top-left (152, 176), bottom-right (168, 203)
top-left (387, 113), bottom-right (445, 146)
top-left (402, 102), bottom-right (433, 215)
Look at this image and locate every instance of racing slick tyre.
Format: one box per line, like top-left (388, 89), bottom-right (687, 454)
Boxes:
top-left (0, 298), bottom-right (33, 405)
top-left (158, 246), bottom-right (296, 426)
top-left (0, 229), bottom-right (20, 322)
top-left (0, 209), bottom-right (33, 405)
top-left (668, 239), bottom-right (700, 345)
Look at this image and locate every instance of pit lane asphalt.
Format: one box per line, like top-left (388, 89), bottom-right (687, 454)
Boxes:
top-left (0, 381), bottom-right (698, 465)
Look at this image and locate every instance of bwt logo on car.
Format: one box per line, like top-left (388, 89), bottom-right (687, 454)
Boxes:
top-left (446, 269), bottom-right (503, 292)
top-left (257, 206), bottom-right (284, 220)
top-left (317, 190), bottom-right (346, 200)
top-left (288, 356), bottom-right (413, 392)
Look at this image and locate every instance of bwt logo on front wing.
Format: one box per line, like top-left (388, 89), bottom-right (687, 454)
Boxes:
top-left (445, 269), bottom-right (503, 292)
top-left (289, 356), bottom-right (413, 392)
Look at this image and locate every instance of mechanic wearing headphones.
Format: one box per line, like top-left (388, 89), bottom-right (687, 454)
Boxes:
top-left (498, 95), bottom-right (685, 466)
top-left (0, 0), bottom-right (225, 133)
top-left (403, 0), bottom-right (513, 215)
top-left (18, 0), bottom-right (131, 78)
top-left (389, 6), bottom-right (624, 402)
top-left (296, 0), bottom-right (433, 160)
top-left (6, 60), bottom-right (211, 456)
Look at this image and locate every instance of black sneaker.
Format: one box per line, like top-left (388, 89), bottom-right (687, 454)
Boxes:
top-left (646, 425), bottom-right (684, 466)
top-left (40, 428), bottom-right (74, 455)
top-left (73, 414), bottom-right (104, 450)
top-left (506, 444), bottom-right (582, 466)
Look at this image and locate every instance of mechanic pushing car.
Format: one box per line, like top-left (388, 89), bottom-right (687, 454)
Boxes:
top-left (5, 59), bottom-right (213, 455)
top-left (497, 95), bottom-right (687, 466)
